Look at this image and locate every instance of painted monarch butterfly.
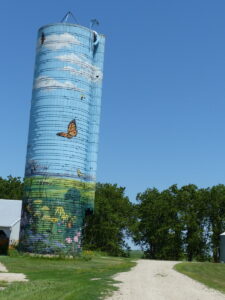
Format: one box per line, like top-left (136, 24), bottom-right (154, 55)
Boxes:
top-left (57, 119), bottom-right (77, 139)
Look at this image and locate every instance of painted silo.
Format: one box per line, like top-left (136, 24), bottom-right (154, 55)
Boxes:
top-left (220, 232), bottom-right (225, 263)
top-left (20, 20), bottom-right (105, 254)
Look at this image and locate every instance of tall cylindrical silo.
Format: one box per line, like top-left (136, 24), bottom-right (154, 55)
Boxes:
top-left (220, 232), bottom-right (225, 263)
top-left (20, 20), bottom-right (105, 254)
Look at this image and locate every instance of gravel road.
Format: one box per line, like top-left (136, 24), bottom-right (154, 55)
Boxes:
top-left (105, 260), bottom-right (225, 300)
top-left (0, 262), bottom-right (27, 283)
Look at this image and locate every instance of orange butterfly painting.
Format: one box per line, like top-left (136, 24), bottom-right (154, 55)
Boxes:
top-left (57, 119), bottom-right (77, 139)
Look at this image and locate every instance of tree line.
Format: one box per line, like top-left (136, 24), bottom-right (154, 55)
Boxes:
top-left (1, 176), bottom-right (225, 262)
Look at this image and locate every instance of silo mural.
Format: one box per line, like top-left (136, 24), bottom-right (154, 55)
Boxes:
top-left (20, 20), bottom-right (105, 254)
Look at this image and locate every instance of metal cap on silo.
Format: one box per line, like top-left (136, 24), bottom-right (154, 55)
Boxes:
top-left (220, 232), bottom-right (225, 263)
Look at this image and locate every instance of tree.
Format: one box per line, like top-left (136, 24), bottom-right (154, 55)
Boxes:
top-left (82, 183), bottom-right (134, 256)
top-left (177, 185), bottom-right (209, 261)
top-left (206, 185), bottom-right (225, 262)
top-left (134, 186), bottom-right (183, 260)
top-left (0, 176), bottom-right (23, 200)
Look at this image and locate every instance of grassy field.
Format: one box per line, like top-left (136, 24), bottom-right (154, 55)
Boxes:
top-left (129, 250), bottom-right (143, 259)
top-left (0, 253), bottom-right (136, 300)
top-left (175, 262), bottom-right (225, 294)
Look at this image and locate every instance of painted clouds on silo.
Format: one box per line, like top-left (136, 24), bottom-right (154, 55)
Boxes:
top-left (38, 33), bottom-right (81, 50)
top-left (56, 53), bottom-right (103, 83)
top-left (34, 76), bottom-right (83, 92)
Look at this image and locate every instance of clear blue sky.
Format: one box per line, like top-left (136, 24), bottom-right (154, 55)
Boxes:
top-left (1, 0), bottom-right (225, 203)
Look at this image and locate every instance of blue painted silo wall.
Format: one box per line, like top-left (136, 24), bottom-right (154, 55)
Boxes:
top-left (20, 23), bottom-right (105, 254)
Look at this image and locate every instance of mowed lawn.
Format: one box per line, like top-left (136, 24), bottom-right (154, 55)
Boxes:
top-left (0, 254), bottom-right (136, 300)
top-left (175, 262), bottom-right (225, 294)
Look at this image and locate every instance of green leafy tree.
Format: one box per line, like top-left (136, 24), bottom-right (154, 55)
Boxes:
top-left (83, 183), bottom-right (134, 256)
top-left (177, 185), bottom-right (209, 261)
top-left (134, 186), bottom-right (183, 260)
top-left (206, 185), bottom-right (225, 262)
top-left (0, 176), bottom-right (24, 199)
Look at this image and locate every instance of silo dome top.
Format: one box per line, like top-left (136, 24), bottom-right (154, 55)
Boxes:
top-left (38, 11), bottom-right (104, 37)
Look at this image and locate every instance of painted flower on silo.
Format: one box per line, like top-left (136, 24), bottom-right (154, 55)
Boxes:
top-left (42, 215), bottom-right (51, 221)
top-left (50, 217), bottom-right (59, 223)
top-left (65, 237), bottom-right (72, 244)
top-left (55, 206), bottom-right (65, 215)
top-left (41, 206), bottom-right (50, 211)
top-left (34, 200), bottom-right (42, 205)
top-left (61, 214), bottom-right (69, 221)
top-left (55, 206), bottom-right (69, 221)
top-left (34, 212), bottom-right (41, 217)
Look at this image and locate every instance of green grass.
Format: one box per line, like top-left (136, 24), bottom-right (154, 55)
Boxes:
top-left (0, 254), bottom-right (136, 300)
top-left (0, 281), bottom-right (8, 288)
top-left (129, 250), bottom-right (144, 259)
top-left (174, 262), bottom-right (225, 294)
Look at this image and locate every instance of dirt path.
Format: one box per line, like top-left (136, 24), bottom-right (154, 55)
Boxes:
top-left (0, 263), bottom-right (7, 272)
top-left (105, 260), bottom-right (225, 300)
top-left (0, 262), bottom-right (27, 283)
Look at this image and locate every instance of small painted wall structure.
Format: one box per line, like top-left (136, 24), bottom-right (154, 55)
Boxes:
top-left (220, 232), bottom-right (225, 263)
top-left (0, 199), bottom-right (22, 253)
top-left (20, 22), bottom-right (105, 254)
